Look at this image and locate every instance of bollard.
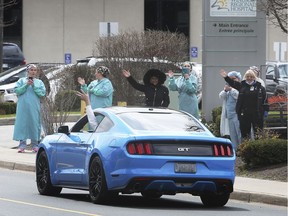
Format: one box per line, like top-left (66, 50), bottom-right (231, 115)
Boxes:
top-left (80, 100), bottom-right (86, 116)
top-left (117, 101), bottom-right (127, 106)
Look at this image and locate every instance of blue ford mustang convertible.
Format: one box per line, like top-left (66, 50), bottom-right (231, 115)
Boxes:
top-left (36, 107), bottom-right (235, 207)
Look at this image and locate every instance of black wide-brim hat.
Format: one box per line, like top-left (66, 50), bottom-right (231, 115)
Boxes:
top-left (143, 69), bottom-right (166, 85)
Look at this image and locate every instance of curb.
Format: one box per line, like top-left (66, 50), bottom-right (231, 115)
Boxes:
top-left (0, 161), bottom-right (286, 207)
top-left (0, 117), bottom-right (15, 125)
top-left (0, 160), bottom-right (35, 172)
top-left (230, 191), bottom-right (287, 207)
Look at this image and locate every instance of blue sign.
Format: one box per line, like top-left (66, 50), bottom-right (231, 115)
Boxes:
top-left (64, 53), bottom-right (72, 64)
top-left (190, 47), bottom-right (198, 58)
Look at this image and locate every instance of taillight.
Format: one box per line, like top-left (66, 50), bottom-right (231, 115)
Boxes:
top-left (213, 144), bottom-right (233, 157)
top-left (127, 142), bottom-right (153, 155)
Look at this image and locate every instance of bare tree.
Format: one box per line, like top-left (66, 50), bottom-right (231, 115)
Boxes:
top-left (258, 0), bottom-right (287, 34)
top-left (93, 30), bottom-right (189, 105)
top-left (39, 64), bottom-right (81, 135)
top-left (40, 30), bottom-right (189, 135)
top-left (94, 30), bottom-right (188, 62)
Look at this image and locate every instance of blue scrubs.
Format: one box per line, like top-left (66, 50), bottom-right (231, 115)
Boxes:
top-left (81, 78), bottom-right (113, 109)
top-left (13, 77), bottom-right (46, 146)
top-left (169, 74), bottom-right (199, 119)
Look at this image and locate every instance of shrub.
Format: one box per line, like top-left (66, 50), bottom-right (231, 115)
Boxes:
top-left (203, 106), bottom-right (222, 137)
top-left (237, 138), bottom-right (287, 168)
top-left (0, 102), bottom-right (17, 114)
top-left (211, 106), bottom-right (222, 123)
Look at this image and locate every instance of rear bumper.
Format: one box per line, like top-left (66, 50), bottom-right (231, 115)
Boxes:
top-left (122, 177), bottom-right (234, 195)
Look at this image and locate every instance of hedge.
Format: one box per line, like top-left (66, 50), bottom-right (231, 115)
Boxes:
top-left (0, 102), bottom-right (17, 115)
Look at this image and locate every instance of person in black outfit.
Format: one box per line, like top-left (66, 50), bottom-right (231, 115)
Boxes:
top-left (122, 69), bottom-right (170, 107)
top-left (220, 69), bottom-right (269, 139)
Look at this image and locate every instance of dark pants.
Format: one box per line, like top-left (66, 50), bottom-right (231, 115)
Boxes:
top-left (238, 113), bottom-right (264, 139)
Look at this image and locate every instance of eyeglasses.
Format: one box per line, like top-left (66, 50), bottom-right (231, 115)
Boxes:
top-left (29, 69), bottom-right (37, 71)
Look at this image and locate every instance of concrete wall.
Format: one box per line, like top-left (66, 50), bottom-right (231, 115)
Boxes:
top-left (22, 0), bottom-right (286, 64)
top-left (23, 0), bottom-right (144, 63)
top-left (190, 0), bottom-right (202, 63)
top-left (266, 21), bottom-right (288, 62)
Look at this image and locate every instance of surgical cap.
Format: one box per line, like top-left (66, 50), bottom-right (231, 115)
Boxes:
top-left (96, 66), bottom-right (110, 77)
top-left (228, 71), bottom-right (242, 80)
top-left (26, 64), bottom-right (37, 71)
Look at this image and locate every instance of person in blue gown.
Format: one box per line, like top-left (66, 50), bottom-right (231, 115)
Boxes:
top-left (219, 71), bottom-right (242, 149)
top-left (168, 62), bottom-right (199, 119)
top-left (13, 64), bottom-right (46, 153)
top-left (77, 66), bottom-right (113, 109)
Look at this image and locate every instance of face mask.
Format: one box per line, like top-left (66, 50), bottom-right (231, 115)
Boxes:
top-left (246, 80), bottom-right (254, 85)
top-left (182, 68), bottom-right (190, 75)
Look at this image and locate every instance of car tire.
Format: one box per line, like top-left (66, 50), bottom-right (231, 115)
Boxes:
top-left (141, 191), bottom-right (162, 199)
top-left (200, 193), bottom-right (230, 207)
top-left (36, 150), bottom-right (62, 196)
top-left (89, 156), bottom-right (117, 203)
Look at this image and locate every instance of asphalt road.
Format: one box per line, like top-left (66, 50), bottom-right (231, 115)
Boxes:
top-left (0, 168), bottom-right (287, 216)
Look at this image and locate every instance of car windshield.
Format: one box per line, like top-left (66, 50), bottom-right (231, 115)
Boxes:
top-left (118, 112), bottom-right (204, 132)
top-left (0, 66), bottom-right (23, 78)
top-left (279, 64), bottom-right (288, 78)
top-left (0, 67), bottom-right (26, 85)
top-left (3, 45), bottom-right (21, 57)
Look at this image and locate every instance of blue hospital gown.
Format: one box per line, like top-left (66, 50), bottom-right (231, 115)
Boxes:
top-left (13, 77), bottom-right (46, 141)
top-left (169, 74), bottom-right (199, 119)
top-left (81, 78), bottom-right (113, 109)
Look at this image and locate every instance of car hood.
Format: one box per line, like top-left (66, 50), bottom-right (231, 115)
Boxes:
top-left (278, 78), bottom-right (288, 84)
top-left (0, 82), bottom-right (16, 89)
top-left (278, 78), bottom-right (288, 91)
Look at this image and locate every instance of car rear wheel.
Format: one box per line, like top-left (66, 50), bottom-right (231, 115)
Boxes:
top-left (200, 193), bottom-right (230, 207)
top-left (141, 191), bottom-right (162, 199)
top-left (36, 151), bottom-right (62, 196)
top-left (89, 156), bottom-right (116, 203)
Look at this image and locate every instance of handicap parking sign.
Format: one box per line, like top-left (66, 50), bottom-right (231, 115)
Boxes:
top-left (190, 47), bottom-right (198, 58)
top-left (65, 53), bottom-right (72, 64)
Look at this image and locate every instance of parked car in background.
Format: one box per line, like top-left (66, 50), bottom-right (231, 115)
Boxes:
top-left (0, 63), bottom-right (64, 103)
top-left (191, 62), bottom-right (202, 107)
top-left (265, 61), bottom-right (288, 98)
top-left (36, 106), bottom-right (235, 207)
top-left (264, 62), bottom-right (287, 137)
top-left (0, 65), bottom-right (27, 102)
top-left (2, 42), bottom-right (26, 71)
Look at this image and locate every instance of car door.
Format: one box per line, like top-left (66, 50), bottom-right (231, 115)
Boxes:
top-left (55, 115), bottom-right (100, 185)
top-left (266, 64), bottom-right (277, 97)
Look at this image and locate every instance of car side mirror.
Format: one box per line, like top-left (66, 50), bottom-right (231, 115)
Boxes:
top-left (57, 125), bottom-right (70, 135)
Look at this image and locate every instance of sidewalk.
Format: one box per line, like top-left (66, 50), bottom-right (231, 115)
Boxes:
top-left (0, 123), bottom-right (287, 206)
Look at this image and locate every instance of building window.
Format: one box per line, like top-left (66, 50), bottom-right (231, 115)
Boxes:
top-left (144, 0), bottom-right (189, 37)
top-left (3, 0), bottom-right (22, 48)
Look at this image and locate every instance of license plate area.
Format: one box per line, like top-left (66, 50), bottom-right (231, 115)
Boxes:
top-left (175, 163), bottom-right (196, 173)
